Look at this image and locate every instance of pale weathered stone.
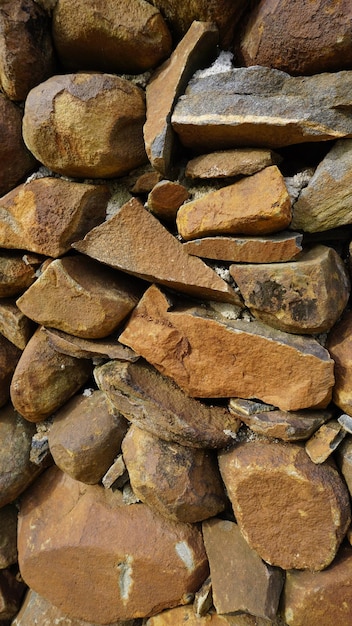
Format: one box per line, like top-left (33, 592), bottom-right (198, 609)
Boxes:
top-left (172, 65), bottom-right (352, 150)
top-left (94, 359), bottom-right (240, 449)
top-left (177, 166), bottom-right (292, 240)
top-left (218, 440), bottom-right (351, 571)
top-left (119, 284), bottom-right (334, 411)
top-left (144, 21), bottom-right (218, 175)
top-left (23, 73), bottom-right (147, 178)
top-left (0, 504), bottom-right (18, 568)
top-left (44, 327), bottom-right (139, 362)
top-left (0, 93), bottom-right (35, 196)
top-left (0, 252), bottom-right (42, 298)
top-left (327, 311), bottom-right (352, 415)
top-left (0, 334), bottom-right (21, 409)
top-left (0, 178), bottom-right (110, 257)
top-left (148, 180), bottom-right (189, 221)
top-left (17, 255), bottom-right (140, 339)
top-left (18, 466), bottom-right (209, 623)
top-left (102, 454), bottom-right (128, 490)
top-left (202, 518), bottom-right (283, 619)
top-left (146, 605), bottom-right (271, 625)
top-left (73, 198), bottom-right (240, 304)
top-left (0, 299), bottom-right (34, 349)
top-left (305, 420), bottom-right (346, 464)
top-left (338, 413), bottom-right (352, 434)
top-left (122, 424), bottom-right (226, 522)
top-left (53, 0), bottom-right (171, 74)
top-left (0, 568), bottom-right (26, 620)
top-left (183, 231), bottom-right (303, 263)
top-left (185, 148), bottom-right (282, 179)
top-left (193, 577), bottom-right (212, 617)
top-left (10, 327), bottom-right (91, 422)
top-left (230, 245), bottom-right (350, 334)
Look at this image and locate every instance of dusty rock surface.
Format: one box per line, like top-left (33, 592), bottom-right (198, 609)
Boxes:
top-left (185, 148), bottom-right (281, 179)
top-left (327, 311), bottom-right (352, 415)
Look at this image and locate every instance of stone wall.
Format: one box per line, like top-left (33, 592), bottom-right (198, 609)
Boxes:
top-left (1, 1), bottom-right (352, 625)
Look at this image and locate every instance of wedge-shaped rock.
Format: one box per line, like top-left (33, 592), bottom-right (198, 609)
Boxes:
top-left (218, 440), bottom-right (351, 571)
top-left (73, 198), bottom-right (240, 304)
top-left (0, 93), bottom-right (35, 196)
top-left (0, 252), bottom-right (42, 298)
top-left (94, 359), bottom-right (240, 449)
top-left (17, 256), bottom-right (140, 339)
top-left (177, 166), bottom-right (291, 240)
top-left (185, 148), bottom-right (281, 179)
top-left (327, 311), bottom-right (352, 415)
top-left (0, 299), bottom-right (34, 349)
top-left (305, 420), bottom-right (346, 464)
top-left (18, 466), bottom-right (209, 623)
top-left (44, 327), bottom-right (138, 362)
top-left (119, 284), bottom-right (334, 411)
top-left (230, 245), bottom-right (350, 334)
top-left (0, 178), bottom-right (110, 257)
top-left (172, 66), bottom-right (352, 150)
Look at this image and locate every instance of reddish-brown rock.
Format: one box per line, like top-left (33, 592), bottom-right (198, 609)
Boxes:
top-left (148, 180), bottom-right (190, 221)
top-left (0, 252), bottom-right (42, 298)
top-left (327, 311), bottom-right (352, 415)
top-left (0, 504), bottom-right (18, 568)
top-left (218, 440), bottom-right (351, 571)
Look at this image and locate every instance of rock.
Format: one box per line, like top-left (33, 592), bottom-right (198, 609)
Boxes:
top-left (0, 299), bottom-right (34, 350)
top-left (193, 577), bottom-right (213, 617)
top-left (338, 413), bottom-right (352, 435)
top-left (218, 440), bottom-right (351, 571)
top-left (183, 231), bottom-right (303, 263)
top-left (0, 0), bottom-right (55, 101)
top-left (0, 178), bottom-right (110, 257)
top-left (44, 327), bottom-right (139, 362)
top-left (131, 169), bottom-right (163, 194)
top-left (239, 0), bottom-right (352, 76)
top-left (291, 139), bottom-right (352, 232)
top-left (122, 424), bottom-right (226, 523)
top-left (52, 0), bottom-right (171, 74)
top-left (23, 73), bottom-right (147, 178)
top-left (148, 180), bottom-right (190, 221)
top-left (17, 255), bottom-right (140, 339)
top-left (0, 505), bottom-right (18, 568)
top-left (0, 335), bottom-right (21, 409)
top-left (185, 148), bottom-right (282, 179)
top-left (202, 518), bottom-right (283, 619)
top-left (73, 198), bottom-right (240, 304)
top-left (326, 311), bottom-right (352, 415)
top-left (18, 466), bottom-right (209, 623)
top-left (0, 252), bottom-right (42, 298)
top-left (176, 166), bottom-right (292, 240)
top-left (146, 605), bottom-right (270, 625)
top-left (48, 390), bottom-right (128, 484)
top-left (102, 454), bottom-right (128, 490)
top-left (283, 543), bottom-right (352, 626)
top-left (229, 245), bottom-right (350, 334)
top-left (171, 65), bottom-right (352, 150)
top-left (336, 437), bottom-right (352, 497)
top-left (0, 568), bottom-right (27, 621)
top-left (10, 327), bottom-right (91, 422)
top-left (94, 359), bottom-right (240, 449)
top-left (119, 284), bottom-right (335, 411)
top-left (144, 21), bottom-right (218, 175)
top-left (305, 420), bottom-right (346, 464)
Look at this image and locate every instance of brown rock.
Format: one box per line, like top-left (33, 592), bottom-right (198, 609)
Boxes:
top-left (327, 311), bottom-right (352, 415)
top-left (230, 245), bottom-right (350, 334)
top-left (73, 198), bottom-right (240, 304)
top-left (23, 73), bottom-right (147, 178)
top-left (122, 424), bottom-right (226, 522)
top-left (0, 299), bottom-right (34, 349)
top-left (18, 466), bottom-right (209, 623)
top-left (218, 440), bottom-right (351, 571)
top-left (94, 359), bottom-right (241, 449)
top-left (48, 390), bottom-right (128, 484)
top-left (17, 255), bottom-right (140, 339)
top-left (336, 437), bottom-right (352, 497)
top-left (202, 518), bottom-right (283, 619)
top-left (0, 568), bottom-right (26, 621)
top-left (144, 21), bottom-right (219, 175)
top-left (0, 252), bottom-right (42, 298)
top-left (305, 420), bottom-right (346, 464)
top-left (146, 605), bottom-right (270, 625)
top-left (239, 0), bottom-right (352, 76)
top-left (148, 180), bottom-right (190, 221)
top-left (0, 505), bottom-right (18, 568)
top-left (0, 335), bottom-right (21, 409)
top-left (102, 454), bottom-right (128, 490)
top-left (131, 169), bottom-right (163, 194)
top-left (176, 167), bottom-right (292, 240)
top-left (185, 148), bottom-right (282, 179)
top-left (119, 284), bottom-right (334, 411)
top-left (44, 327), bottom-right (139, 362)
top-left (10, 327), bottom-right (91, 422)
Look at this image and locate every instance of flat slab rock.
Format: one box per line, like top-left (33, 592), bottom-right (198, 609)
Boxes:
top-left (185, 148), bottom-right (281, 179)
top-left (44, 327), bottom-right (138, 362)
top-left (119, 284), bottom-right (335, 411)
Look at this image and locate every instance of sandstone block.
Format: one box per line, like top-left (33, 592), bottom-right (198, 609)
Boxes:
top-left (0, 93), bottom-right (35, 196)
top-left (327, 311), bottom-right (352, 415)
top-left (218, 440), bottom-right (351, 571)
top-left (23, 73), bottom-right (147, 178)
top-left (185, 148), bottom-right (281, 179)
top-left (44, 327), bottom-right (139, 362)
top-left (0, 504), bottom-right (18, 568)
top-left (305, 420), bottom-right (346, 464)
top-left (0, 300), bottom-right (35, 350)
top-left (0, 252), bottom-right (42, 298)
top-left (148, 180), bottom-right (189, 221)
top-left (146, 605), bottom-right (271, 625)
top-left (336, 437), bottom-right (352, 498)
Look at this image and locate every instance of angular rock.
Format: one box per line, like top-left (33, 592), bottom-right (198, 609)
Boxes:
top-left (172, 65), bottom-right (352, 150)
top-left (239, 0), bottom-right (352, 76)
top-left (119, 284), bottom-right (335, 411)
top-left (146, 605), bottom-right (271, 625)
top-left (177, 166), bottom-right (292, 240)
top-left (291, 139), bottom-right (352, 232)
top-left (148, 180), bottom-right (190, 221)
top-left (305, 420), bottom-right (346, 464)
top-left (183, 231), bottom-right (303, 263)
top-left (102, 454), bottom-right (128, 490)
top-left (94, 359), bottom-right (241, 449)
top-left (0, 335), bottom-right (21, 409)
top-left (202, 518), bottom-right (283, 619)
top-left (122, 424), bottom-right (226, 523)
top-left (44, 327), bottom-right (139, 362)
top-left (0, 252), bottom-right (42, 298)
top-left (0, 568), bottom-right (26, 621)
top-left (18, 466), bottom-right (209, 623)
top-left (131, 169), bottom-right (163, 194)
top-left (193, 576), bottom-right (213, 617)
top-left (0, 299), bottom-right (34, 349)
top-left (10, 327), bottom-right (91, 422)
top-left (338, 413), bottom-right (352, 435)
top-left (327, 311), bottom-right (352, 415)
top-left (218, 440), bottom-right (351, 570)
top-left (52, 0), bottom-right (171, 74)
top-left (185, 148), bottom-right (282, 179)
top-left (144, 21), bottom-right (218, 175)
top-left (336, 437), bottom-right (352, 497)
top-left (48, 390), bottom-right (128, 484)
top-left (23, 73), bottom-right (147, 178)
top-left (230, 245), bottom-right (350, 334)
top-left (17, 255), bottom-right (140, 339)
top-left (0, 504), bottom-right (18, 568)
top-left (73, 198), bottom-right (240, 304)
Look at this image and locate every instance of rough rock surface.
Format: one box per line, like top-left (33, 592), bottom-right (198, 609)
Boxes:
top-left (0, 93), bottom-right (35, 196)
top-left (327, 311), bottom-right (352, 416)
top-left (304, 420), bottom-right (346, 464)
top-left (0, 252), bottom-right (42, 298)
top-left (0, 299), bottom-right (34, 349)
top-left (336, 437), bottom-right (352, 497)
top-left (0, 334), bottom-right (21, 408)
top-left (185, 148), bottom-right (281, 179)
top-left (0, 504), bottom-right (18, 568)
top-left (43, 327), bottom-right (138, 362)
top-left (147, 179), bottom-right (189, 221)
top-left (146, 605), bottom-right (271, 624)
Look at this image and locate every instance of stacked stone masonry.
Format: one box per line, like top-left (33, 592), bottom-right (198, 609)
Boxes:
top-left (2, 1), bottom-right (352, 625)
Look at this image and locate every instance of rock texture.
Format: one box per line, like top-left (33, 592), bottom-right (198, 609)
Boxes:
top-left (185, 148), bottom-right (281, 179)
top-left (327, 311), bottom-right (352, 416)
top-left (0, 93), bottom-right (35, 196)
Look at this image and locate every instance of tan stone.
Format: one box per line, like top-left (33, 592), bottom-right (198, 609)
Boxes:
top-left (18, 466), bottom-right (209, 623)
top-left (102, 454), bottom-right (128, 490)
top-left (177, 167), bottom-right (292, 240)
top-left (146, 605), bottom-right (270, 625)
top-left (202, 519), bottom-right (283, 619)
top-left (305, 420), bottom-right (346, 464)
top-left (44, 327), bottom-right (139, 362)
top-left (119, 284), bottom-right (334, 411)
top-left (326, 311), bottom-right (352, 415)
top-left (0, 252), bottom-right (42, 298)
top-left (10, 327), bottom-right (91, 422)
top-left (336, 436), bottom-right (352, 497)
top-left (0, 299), bottom-right (34, 349)
top-left (0, 93), bottom-right (35, 196)
top-left (218, 440), bottom-right (351, 571)
top-left (0, 504), bottom-right (17, 568)
top-left (230, 245), bottom-right (350, 334)
top-left (0, 334), bottom-right (21, 409)
top-left (148, 180), bottom-right (189, 221)
top-left (0, 568), bottom-right (26, 620)
top-left (183, 231), bottom-right (303, 263)
top-left (185, 148), bottom-right (282, 179)
top-left (73, 198), bottom-right (240, 304)
top-left (144, 21), bottom-right (218, 175)
top-left (23, 73), bottom-right (147, 178)
top-left (131, 169), bottom-right (163, 194)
